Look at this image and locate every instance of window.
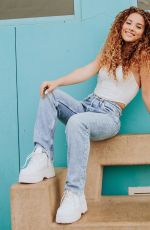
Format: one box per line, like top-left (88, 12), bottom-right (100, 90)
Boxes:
top-left (0, 0), bottom-right (74, 20)
top-left (138, 0), bottom-right (150, 10)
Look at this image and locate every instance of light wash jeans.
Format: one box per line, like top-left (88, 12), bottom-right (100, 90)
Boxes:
top-left (33, 89), bottom-right (122, 194)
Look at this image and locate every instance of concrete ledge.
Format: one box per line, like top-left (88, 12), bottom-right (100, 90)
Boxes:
top-left (91, 134), bottom-right (150, 165)
top-left (11, 168), bottom-right (67, 230)
top-left (11, 134), bottom-right (150, 229)
top-left (85, 134), bottom-right (150, 199)
top-left (50, 196), bottom-right (150, 229)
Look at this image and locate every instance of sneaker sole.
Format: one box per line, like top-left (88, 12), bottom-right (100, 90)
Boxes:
top-left (19, 167), bottom-right (55, 183)
top-left (56, 208), bottom-right (87, 224)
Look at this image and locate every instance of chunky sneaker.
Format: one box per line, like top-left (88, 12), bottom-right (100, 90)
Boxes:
top-left (19, 147), bottom-right (55, 183)
top-left (56, 190), bottom-right (87, 224)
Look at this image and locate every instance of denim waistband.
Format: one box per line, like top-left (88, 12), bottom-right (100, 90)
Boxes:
top-left (82, 93), bottom-right (122, 117)
top-left (93, 93), bottom-right (122, 112)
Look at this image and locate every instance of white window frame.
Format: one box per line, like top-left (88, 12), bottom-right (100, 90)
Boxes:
top-left (131, 0), bottom-right (150, 10)
top-left (0, 0), bottom-right (81, 26)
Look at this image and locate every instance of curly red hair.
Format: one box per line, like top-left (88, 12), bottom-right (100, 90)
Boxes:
top-left (97, 7), bottom-right (150, 79)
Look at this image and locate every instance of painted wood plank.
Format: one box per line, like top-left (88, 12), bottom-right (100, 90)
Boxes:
top-left (0, 27), bottom-right (19, 230)
top-left (15, 0), bottom-right (150, 199)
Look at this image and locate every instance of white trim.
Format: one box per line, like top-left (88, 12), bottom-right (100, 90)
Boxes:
top-left (0, 0), bottom-right (81, 27)
top-left (74, 0), bottom-right (82, 21)
top-left (130, 0), bottom-right (137, 6)
top-left (0, 15), bottom-right (75, 27)
top-left (128, 186), bottom-right (150, 195)
top-left (130, 0), bottom-right (150, 11)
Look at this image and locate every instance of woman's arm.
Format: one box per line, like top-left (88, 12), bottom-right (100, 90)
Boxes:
top-left (40, 59), bottom-right (100, 96)
top-left (140, 63), bottom-right (150, 113)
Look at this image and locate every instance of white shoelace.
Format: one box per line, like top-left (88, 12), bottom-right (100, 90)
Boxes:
top-left (60, 190), bottom-right (72, 205)
top-left (21, 151), bottom-right (39, 169)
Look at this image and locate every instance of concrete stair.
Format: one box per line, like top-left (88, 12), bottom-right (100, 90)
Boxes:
top-left (11, 134), bottom-right (150, 230)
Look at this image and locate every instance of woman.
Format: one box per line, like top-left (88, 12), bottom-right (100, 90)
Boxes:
top-left (19, 7), bottom-right (150, 224)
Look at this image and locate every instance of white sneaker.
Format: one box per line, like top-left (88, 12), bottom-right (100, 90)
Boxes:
top-left (19, 147), bottom-right (55, 183)
top-left (56, 190), bottom-right (87, 224)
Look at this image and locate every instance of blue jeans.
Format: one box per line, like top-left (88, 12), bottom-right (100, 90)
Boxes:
top-left (33, 89), bottom-right (122, 194)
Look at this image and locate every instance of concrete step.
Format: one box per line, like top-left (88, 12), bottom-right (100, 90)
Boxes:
top-left (51, 196), bottom-right (150, 229)
top-left (11, 168), bottom-right (67, 230)
top-left (11, 134), bottom-right (150, 230)
top-left (11, 175), bottom-right (150, 230)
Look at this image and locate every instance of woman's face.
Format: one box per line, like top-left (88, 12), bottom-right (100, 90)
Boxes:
top-left (121, 13), bottom-right (145, 42)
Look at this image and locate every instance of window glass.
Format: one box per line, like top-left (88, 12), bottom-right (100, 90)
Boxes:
top-left (0, 0), bottom-right (74, 20)
top-left (138, 0), bottom-right (150, 10)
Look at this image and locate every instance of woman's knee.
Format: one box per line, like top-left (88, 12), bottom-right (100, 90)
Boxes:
top-left (65, 114), bottom-right (88, 133)
top-left (38, 89), bottom-right (59, 109)
top-left (40, 88), bottom-right (62, 106)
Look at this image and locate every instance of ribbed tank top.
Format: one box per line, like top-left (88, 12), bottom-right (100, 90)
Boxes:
top-left (94, 66), bottom-right (139, 106)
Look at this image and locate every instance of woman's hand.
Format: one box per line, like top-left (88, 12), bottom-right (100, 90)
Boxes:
top-left (40, 80), bottom-right (59, 97)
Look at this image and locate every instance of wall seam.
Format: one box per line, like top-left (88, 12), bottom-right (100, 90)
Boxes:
top-left (14, 27), bottom-right (21, 171)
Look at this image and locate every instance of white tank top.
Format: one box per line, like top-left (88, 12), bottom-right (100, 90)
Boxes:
top-left (94, 66), bottom-right (139, 106)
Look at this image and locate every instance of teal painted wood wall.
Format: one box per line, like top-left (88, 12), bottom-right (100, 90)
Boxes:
top-left (0, 28), bottom-right (19, 230)
top-left (0, 0), bottom-right (150, 229)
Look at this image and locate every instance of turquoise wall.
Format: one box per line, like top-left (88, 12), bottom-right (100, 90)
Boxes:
top-left (0, 28), bottom-right (19, 230)
top-left (0, 0), bottom-right (150, 229)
